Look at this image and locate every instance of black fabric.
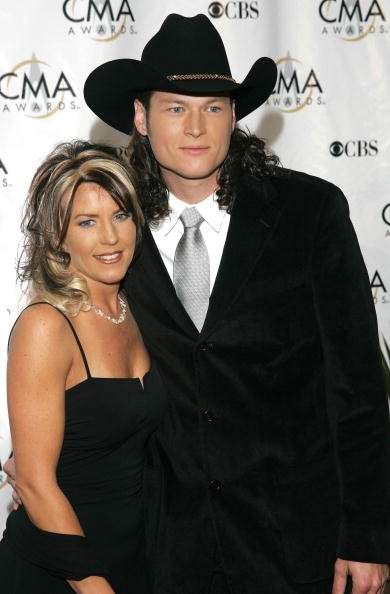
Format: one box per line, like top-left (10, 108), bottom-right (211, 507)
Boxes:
top-left (3, 507), bottom-right (106, 581)
top-left (125, 170), bottom-right (390, 594)
top-left (205, 573), bottom-right (352, 594)
top-left (207, 571), bottom-right (231, 594)
top-left (0, 307), bottom-right (167, 593)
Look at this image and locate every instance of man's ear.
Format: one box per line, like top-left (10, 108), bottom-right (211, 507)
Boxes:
top-left (134, 99), bottom-right (148, 136)
top-left (231, 99), bottom-right (236, 132)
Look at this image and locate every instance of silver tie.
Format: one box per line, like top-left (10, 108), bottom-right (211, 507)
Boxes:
top-left (173, 207), bottom-right (210, 331)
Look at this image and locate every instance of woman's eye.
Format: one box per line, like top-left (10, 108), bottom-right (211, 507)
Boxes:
top-left (115, 211), bottom-right (132, 221)
top-left (78, 219), bottom-right (95, 227)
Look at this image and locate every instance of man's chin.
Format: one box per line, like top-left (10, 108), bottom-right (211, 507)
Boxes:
top-left (161, 165), bottom-right (221, 183)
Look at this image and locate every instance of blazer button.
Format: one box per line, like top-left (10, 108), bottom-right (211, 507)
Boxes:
top-left (209, 479), bottom-right (223, 491)
top-left (202, 409), bottom-right (216, 422)
top-left (199, 342), bottom-right (214, 352)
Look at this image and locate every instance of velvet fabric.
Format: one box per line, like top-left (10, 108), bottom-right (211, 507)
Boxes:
top-left (2, 507), bottom-right (107, 581)
top-left (124, 170), bottom-right (390, 594)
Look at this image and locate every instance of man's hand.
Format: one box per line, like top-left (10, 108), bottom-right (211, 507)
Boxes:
top-left (332, 558), bottom-right (389, 594)
top-left (3, 457), bottom-right (22, 510)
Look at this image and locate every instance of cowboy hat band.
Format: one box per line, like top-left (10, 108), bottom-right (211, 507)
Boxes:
top-left (166, 74), bottom-right (236, 83)
top-left (84, 13), bottom-right (277, 135)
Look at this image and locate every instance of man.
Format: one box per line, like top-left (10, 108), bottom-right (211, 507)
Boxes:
top-left (7, 12), bottom-right (390, 594)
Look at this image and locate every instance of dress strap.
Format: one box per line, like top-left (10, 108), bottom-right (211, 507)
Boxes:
top-left (9, 301), bottom-right (91, 379)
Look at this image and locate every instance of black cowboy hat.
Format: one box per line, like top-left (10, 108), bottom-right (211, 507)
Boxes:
top-left (84, 13), bottom-right (277, 135)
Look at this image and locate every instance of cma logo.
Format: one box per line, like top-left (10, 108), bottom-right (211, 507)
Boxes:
top-left (208, 2), bottom-right (259, 19)
top-left (371, 270), bottom-right (388, 304)
top-left (0, 159), bottom-right (8, 175)
top-left (63, 0), bottom-right (134, 22)
top-left (0, 57), bottom-right (77, 118)
top-left (319, 0), bottom-right (385, 22)
top-left (319, 0), bottom-right (387, 40)
top-left (267, 56), bottom-right (324, 113)
top-left (329, 140), bottom-right (378, 157)
top-left (0, 158), bottom-right (10, 188)
top-left (382, 204), bottom-right (390, 226)
top-left (63, 0), bottom-right (136, 40)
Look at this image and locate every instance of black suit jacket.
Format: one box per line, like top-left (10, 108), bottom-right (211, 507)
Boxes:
top-left (124, 170), bottom-right (389, 594)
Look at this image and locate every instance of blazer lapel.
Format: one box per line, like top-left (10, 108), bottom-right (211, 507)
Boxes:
top-left (129, 177), bottom-right (281, 338)
top-left (201, 177), bottom-right (281, 337)
top-left (132, 226), bottom-right (198, 336)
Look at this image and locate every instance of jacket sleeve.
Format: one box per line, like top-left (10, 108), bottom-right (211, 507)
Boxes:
top-left (311, 187), bottom-right (390, 563)
top-left (3, 507), bottom-right (109, 581)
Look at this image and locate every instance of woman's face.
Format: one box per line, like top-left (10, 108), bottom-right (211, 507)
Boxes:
top-left (62, 182), bottom-right (136, 290)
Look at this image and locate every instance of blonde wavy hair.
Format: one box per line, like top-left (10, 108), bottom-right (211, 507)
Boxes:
top-left (19, 140), bottom-right (144, 317)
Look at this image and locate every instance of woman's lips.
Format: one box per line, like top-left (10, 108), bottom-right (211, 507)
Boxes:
top-left (94, 251), bottom-right (122, 264)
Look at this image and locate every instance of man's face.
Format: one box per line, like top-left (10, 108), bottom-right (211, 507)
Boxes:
top-left (134, 92), bottom-right (235, 192)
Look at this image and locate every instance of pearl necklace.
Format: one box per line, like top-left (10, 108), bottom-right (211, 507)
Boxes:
top-left (92, 294), bottom-right (127, 325)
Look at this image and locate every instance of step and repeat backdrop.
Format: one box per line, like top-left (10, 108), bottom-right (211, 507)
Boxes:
top-left (0, 0), bottom-right (389, 531)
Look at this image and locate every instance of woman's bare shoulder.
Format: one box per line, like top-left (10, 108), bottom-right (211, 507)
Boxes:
top-left (9, 301), bottom-right (73, 358)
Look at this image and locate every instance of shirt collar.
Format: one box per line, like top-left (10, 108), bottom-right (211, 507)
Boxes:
top-left (157, 192), bottom-right (227, 236)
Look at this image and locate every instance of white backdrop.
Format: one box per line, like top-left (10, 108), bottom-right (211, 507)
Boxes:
top-left (0, 0), bottom-right (389, 532)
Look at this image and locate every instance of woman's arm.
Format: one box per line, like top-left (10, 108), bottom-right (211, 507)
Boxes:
top-left (7, 304), bottom-right (116, 594)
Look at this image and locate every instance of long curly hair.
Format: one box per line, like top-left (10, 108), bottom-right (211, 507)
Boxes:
top-left (19, 140), bottom-right (143, 316)
top-left (125, 92), bottom-right (280, 224)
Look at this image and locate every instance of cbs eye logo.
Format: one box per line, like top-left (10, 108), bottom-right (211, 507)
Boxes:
top-left (329, 140), bottom-right (378, 157)
top-left (208, 1), bottom-right (259, 19)
top-left (209, 2), bottom-right (224, 17)
top-left (329, 141), bottom-right (344, 157)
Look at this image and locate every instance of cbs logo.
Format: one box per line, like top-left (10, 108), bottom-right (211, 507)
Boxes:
top-left (208, 1), bottom-right (259, 19)
top-left (329, 140), bottom-right (378, 157)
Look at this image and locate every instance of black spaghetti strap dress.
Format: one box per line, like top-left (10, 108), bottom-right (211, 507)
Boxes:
top-left (0, 303), bottom-right (167, 594)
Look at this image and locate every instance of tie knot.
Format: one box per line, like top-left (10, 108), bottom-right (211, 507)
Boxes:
top-left (180, 207), bottom-right (203, 229)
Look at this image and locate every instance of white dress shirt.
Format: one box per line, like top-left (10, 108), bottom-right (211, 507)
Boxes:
top-left (150, 192), bottom-right (231, 292)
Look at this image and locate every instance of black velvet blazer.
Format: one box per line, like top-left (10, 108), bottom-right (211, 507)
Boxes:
top-left (124, 170), bottom-right (389, 594)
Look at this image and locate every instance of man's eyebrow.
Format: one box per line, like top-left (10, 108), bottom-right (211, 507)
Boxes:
top-left (157, 96), bottom-right (227, 105)
top-left (157, 98), bottom-right (186, 105)
top-left (204, 97), bottom-right (228, 103)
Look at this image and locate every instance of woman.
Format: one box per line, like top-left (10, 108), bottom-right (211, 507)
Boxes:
top-left (0, 141), bottom-right (166, 594)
